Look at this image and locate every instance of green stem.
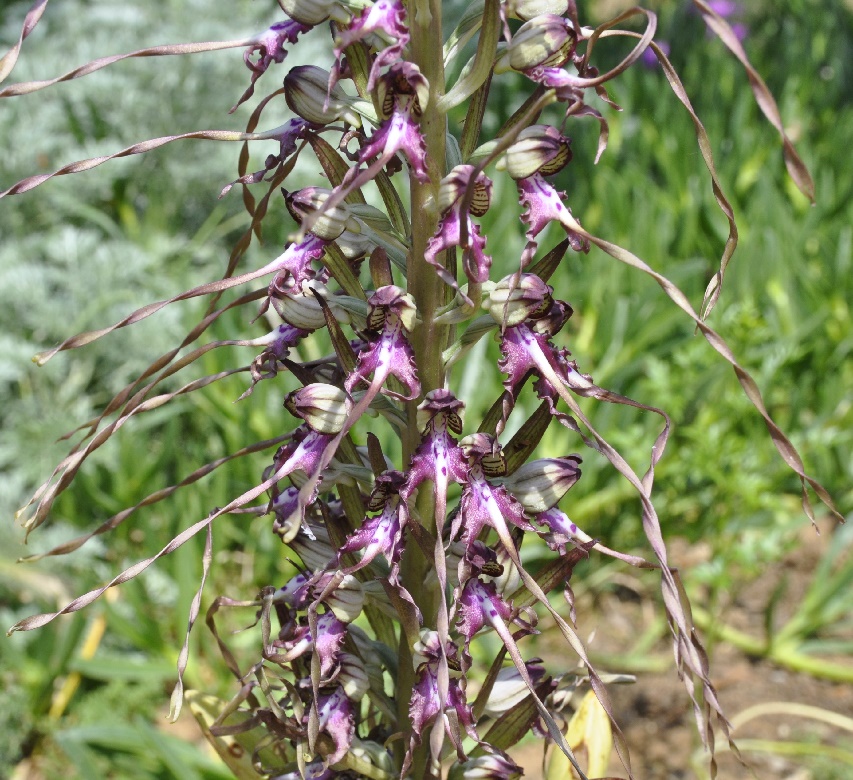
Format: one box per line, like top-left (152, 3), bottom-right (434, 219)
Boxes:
top-left (399, 1), bottom-right (447, 777)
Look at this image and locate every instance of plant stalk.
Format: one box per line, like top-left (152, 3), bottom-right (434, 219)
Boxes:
top-left (399, 0), bottom-right (447, 776)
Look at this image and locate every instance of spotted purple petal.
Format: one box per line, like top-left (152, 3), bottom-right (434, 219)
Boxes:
top-left (333, 0), bottom-right (410, 91)
top-left (517, 173), bottom-right (588, 267)
top-left (267, 233), bottom-right (329, 291)
top-left (458, 478), bottom-right (534, 547)
top-left (233, 21), bottom-right (311, 111)
top-left (456, 577), bottom-right (514, 643)
top-left (317, 687), bottom-right (355, 764)
top-left (358, 106), bottom-right (428, 183)
top-left (337, 499), bottom-right (405, 574)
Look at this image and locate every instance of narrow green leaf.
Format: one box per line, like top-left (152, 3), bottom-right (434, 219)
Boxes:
top-left (307, 134), bottom-right (366, 205)
top-left (324, 241), bottom-right (367, 300)
top-left (473, 680), bottom-right (555, 754)
top-left (70, 655), bottom-right (176, 682)
top-left (460, 71), bottom-right (493, 160)
top-left (437, 0), bottom-right (500, 113)
top-left (503, 401), bottom-right (553, 475)
top-left (374, 169), bottom-right (410, 236)
top-left (529, 238), bottom-right (571, 282)
top-left (340, 40), bottom-right (372, 100)
top-left (310, 286), bottom-right (358, 374)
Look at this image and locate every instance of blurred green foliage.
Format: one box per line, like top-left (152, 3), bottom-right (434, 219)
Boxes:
top-left (1, 0), bottom-right (851, 777)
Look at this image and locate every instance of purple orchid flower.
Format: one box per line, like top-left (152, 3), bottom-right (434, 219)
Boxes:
top-left (345, 285), bottom-right (420, 401)
top-left (402, 389), bottom-right (468, 507)
top-left (452, 434), bottom-right (535, 547)
top-left (304, 63), bottom-right (429, 231)
top-left (517, 174), bottom-right (589, 266)
top-left (220, 119), bottom-right (314, 197)
top-left (425, 166), bottom-right (493, 302)
top-left (274, 611), bottom-right (347, 677)
top-left (316, 687), bottom-right (355, 764)
top-left (265, 425), bottom-right (339, 542)
top-left (456, 576), bottom-right (514, 643)
top-left (240, 322), bottom-right (310, 399)
top-left (336, 470), bottom-right (407, 575)
top-left (332, 0), bottom-right (410, 91)
top-left (406, 630), bottom-right (478, 773)
top-left (232, 20), bottom-right (311, 112)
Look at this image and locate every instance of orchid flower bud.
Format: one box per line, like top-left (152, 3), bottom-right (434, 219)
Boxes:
top-left (500, 124), bottom-right (573, 179)
top-left (376, 61), bottom-right (430, 120)
top-left (449, 752), bottom-right (523, 780)
top-left (416, 388), bottom-right (464, 435)
top-left (325, 574), bottom-right (366, 622)
top-left (437, 165), bottom-right (492, 216)
top-left (502, 455), bottom-right (582, 513)
top-left (286, 187), bottom-right (355, 241)
top-left (336, 652), bottom-right (370, 700)
top-left (274, 279), bottom-right (351, 331)
top-left (289, 521), bottom-right (336, 569)
top-left (491, 541), bottom-right (521, 596)
top-left (279, 0), bottom-right (337, 26)
top-left (483, 659), bottom-right (547, 717)
top-left (285, 65), bottom-right (362, 127)
top-left (349, 739), bottom-right (394, 774)
top-left (505, 0), bottom-right (570, 21)
top-left (485, 272), bottom-right (553, 326)
top-left (284, 383), bottom-right (353, 434)
top-left (459, 432), bottom-right (506, 476)
top-left (365, 285), bottom-right (418, 332)
top-left (412, 628), bottom-right (442, 669)
top-left (495, 14), bottom-right (576, 73)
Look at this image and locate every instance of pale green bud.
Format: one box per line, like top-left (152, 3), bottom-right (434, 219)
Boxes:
top-left (500, 124), bottom-right (573, 179)
top-left (505, 0), bottom-right (570, 21)
top-left (337, 652), bottom-right (370, 700)
top-left (449, 754), bottom-right (522, 780)
top-left (495, 14), bottom-right (575, 73)
top-left (289, 523), bottom-right (335, 570)
top-left (326, 574), bottom-right (365, 621)
top-left (349, 739), bottom-right (394, 774)
top-left (285, 65), bottom-right (362, 127)
top-left (484, 273), bottom-right (553, 326)
top-left (278, 0), bottom-right (336, 25)
top-left (502, 455), bottom-right (582, 513)
top-left (437, 165), bottom-right (493, 216)
top-left (284, 383), bottom-right (353, 434)
top-left (275, 280), bottom-right (351, 331)
top-left (412, 628), bottom-right (440, 669)
top-left (286, 187), bottom-right (355, 241)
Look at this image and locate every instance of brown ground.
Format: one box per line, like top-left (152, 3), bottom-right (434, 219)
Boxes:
top-left (510, 520), bottom-right (853, 779)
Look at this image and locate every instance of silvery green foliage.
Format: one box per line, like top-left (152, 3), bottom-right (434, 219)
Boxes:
top-left (2, 1), bottom-right (840, 779)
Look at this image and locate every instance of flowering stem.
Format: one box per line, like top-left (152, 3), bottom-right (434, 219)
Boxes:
top-left (400, 0), bottom-right (447, 775)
